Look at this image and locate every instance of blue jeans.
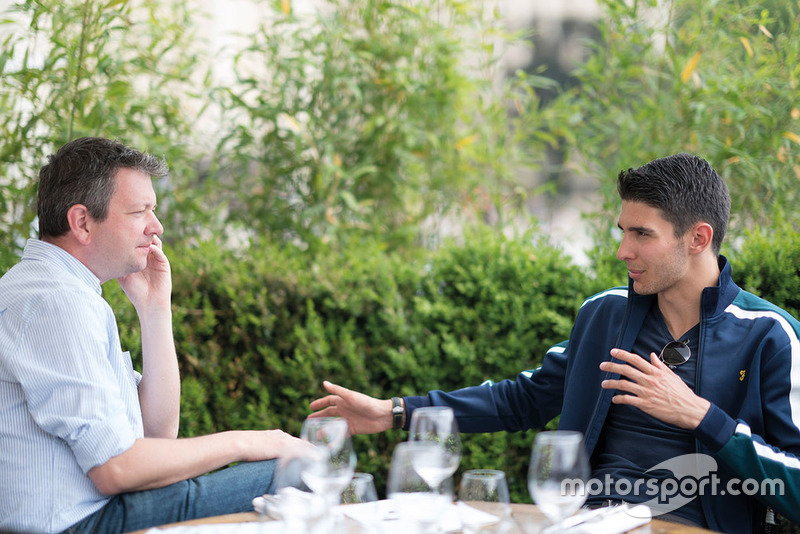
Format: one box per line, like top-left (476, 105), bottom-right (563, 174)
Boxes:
top-left (63, 460), bottom-right (276, 533)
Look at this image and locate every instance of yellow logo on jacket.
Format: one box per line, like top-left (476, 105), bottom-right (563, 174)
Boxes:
top-left (739, 370), bottom-right (746, 381)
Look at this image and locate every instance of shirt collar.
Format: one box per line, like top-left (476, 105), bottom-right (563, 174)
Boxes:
top-left (21, 238), bottom-right (103, 295)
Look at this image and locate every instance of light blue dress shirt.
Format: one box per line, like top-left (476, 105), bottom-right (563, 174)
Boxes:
top-left (0, 239), bottom-right (144, 533)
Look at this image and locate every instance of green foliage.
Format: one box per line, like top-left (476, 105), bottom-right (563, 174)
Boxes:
top-left (206, 0), bottom-right (541, 252)
top-left (543, 0), bottom-right (800, 272)
top-left (731, 226), bottom-right (800, 531)
top-left (731, 224), bottom-right (800, 321)
top-left (408, 229), bottom-right (594, 389)
top-left (4, 0), bottom-right (800, 518)
top-left (102, 230), bottom-right (595, 502)
top-left (0, 0), bottom-right (209, 255)
top-left (0, 0), bottom-right (545, 255)
top-left (98, 222), bottom-right (800, 505)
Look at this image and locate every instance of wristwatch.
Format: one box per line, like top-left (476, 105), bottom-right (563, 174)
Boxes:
top-left (391, 397), bottom-right (404, 429)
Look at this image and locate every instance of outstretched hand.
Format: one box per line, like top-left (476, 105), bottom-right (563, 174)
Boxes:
top-left (599, 348), bottom-right (710, 430)
top-left (118, 235), bottom-right (172, 314)
top-left (308, 381), bottom-right (395, 435)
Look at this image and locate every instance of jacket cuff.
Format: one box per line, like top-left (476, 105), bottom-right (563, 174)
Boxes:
top-left (401, 396), bottom-right (432, 430)
top-left (692, 403), bottom-right (737, 452)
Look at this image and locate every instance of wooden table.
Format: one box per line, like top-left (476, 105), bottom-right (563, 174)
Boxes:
top-left (132, 503), bottom-right (718, 533)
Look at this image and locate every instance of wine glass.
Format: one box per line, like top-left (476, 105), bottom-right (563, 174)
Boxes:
top-left (340, 472), bottom-right (381, 533)
top-left (300, 417), bottom-right (358, 506)
top-left (458, 469), bottom-right (512, 534)
top-left (387, 441), bottom-right (454, 533)
top-left (407, 406), bottom-right (461, 492)
top-left (527, 431), bottom-right (590, 530)
top-left (341, 472), bottom-right (379, 504)
top-left (269, 452), bottom-right (329, 533)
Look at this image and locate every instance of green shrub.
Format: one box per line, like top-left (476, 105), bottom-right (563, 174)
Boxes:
top-left (731, 225), bottom-right (800, 321)
top-left (0, 0), bottom-right (206, 257)
top-left (103, 230), bottom-right (595, 501)
top-left (26, 220), bottom-right (800, 509)
top-left (208, 0), bottom-right (541, 252)
top-left (545, 0), bottom-right (800, 269)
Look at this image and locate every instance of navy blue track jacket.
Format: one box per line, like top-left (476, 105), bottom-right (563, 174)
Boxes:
top-left (404, 256), bottom-right (800, 532)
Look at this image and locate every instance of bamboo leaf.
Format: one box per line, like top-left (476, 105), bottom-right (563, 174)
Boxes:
top-left (739, 37), bottom-right (753, 57)
top-left (680, 51), bottom-right (701, 84)
top-left (455, 134), bottom-right (478, 150)
top-left (783, 131), bottom-right (800, 146)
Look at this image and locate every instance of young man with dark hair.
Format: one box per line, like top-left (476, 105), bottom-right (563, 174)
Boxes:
top-left (0, 137), bottom-right (303, 533)
top-left (310, 153), bottom-right (800, 532)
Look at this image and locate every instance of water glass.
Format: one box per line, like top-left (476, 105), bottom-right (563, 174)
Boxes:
top-left (341, 472), bottom-right (379, 504)
top-left (527, 431), bottom-right (590, 530)
top-left (300, 417), bottom-right (357, 506)
top-left (387, 441), bottom-right (453, 533)
top-left (458, 469), bottom-right (511, 533)
top-left (407, 406), bottom-right (461, 491)
top-left (270, 453), bottom-right (329, 533)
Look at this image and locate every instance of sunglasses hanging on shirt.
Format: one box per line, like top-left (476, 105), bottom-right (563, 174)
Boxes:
top-left (659, 339), bottom-right (691, 368)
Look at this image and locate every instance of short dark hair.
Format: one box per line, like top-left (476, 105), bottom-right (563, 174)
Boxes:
top-left (37, 137), bottom-right (168, 238)
top-left (617, 153), bottom-right (730, 255)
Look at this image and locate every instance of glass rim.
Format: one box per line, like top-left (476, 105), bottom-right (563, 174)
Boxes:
top-left (462, 469), bottom-right (506, 478)
top-left (392, 440), bottom-right (443, 454)
top-left (303, 416), bottom-right (348, 425)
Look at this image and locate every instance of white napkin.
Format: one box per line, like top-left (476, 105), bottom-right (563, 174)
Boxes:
top-left (252, 487), bottom-right (329, 521)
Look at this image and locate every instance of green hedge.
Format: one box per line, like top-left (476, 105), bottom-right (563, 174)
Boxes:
top-left (732, 226), bottom-right (800, 321)
top-left (76, 226), bottom-right (800, 505)
top-left (103, 230), bottom-right (599, 502)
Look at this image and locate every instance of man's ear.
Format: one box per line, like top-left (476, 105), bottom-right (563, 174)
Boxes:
top-left (688, 222), bottom-right (714, 255)
top-left (66, 204), bottom-right (92, 245)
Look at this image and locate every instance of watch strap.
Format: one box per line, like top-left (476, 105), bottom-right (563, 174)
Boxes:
top-left (391, 396), bottom-right (403, 429)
